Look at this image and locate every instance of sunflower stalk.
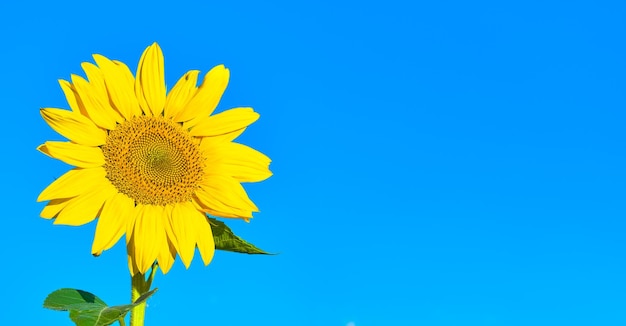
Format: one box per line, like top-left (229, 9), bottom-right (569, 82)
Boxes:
top-left (130, 263), bottom-right (157, 326)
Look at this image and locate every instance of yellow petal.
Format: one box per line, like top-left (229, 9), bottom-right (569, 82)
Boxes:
top-left (126, 204), bottom-right (138, 245)
top-left (92, 192), bottom-right (134, 255)
top-left (192, 197), bottom-right (246, 218)
top-left (40, 198), bottom-right (72, 219)
top-left (189, 107), bottom-right (259, 137)
top-left (58, 80), bottom-right (81, 114)
top-left (158, 204), bottom-right (178, 274)
top-left (170, 202), bottom-right (199, 268)
top-left (54, 182), bottom-right (117, 226)
top-left (196, 214), bottom-right (215, 266)
top-left (81, 62), bottom-right (119, 120)
top-left (132, 204), bottom-right (166, 274)
top-left (194, 186), bottom-right (250, 218)
top-left (204, 143), bottom-right (272, 182)
top-left (199, 128), bottom-right (247, 147)
top-left (194, 175), bottom-right (258, 218)
top-left (135, 42), bottom-right (166, 117)
top-left (40, 108), bottom-right (107, 146)
top-left (202, 175), bottom-right (258, 211)
top-left (38, 167), bottom-right (107, 202)
top-left (150, 205), bottom-right (169, 272)
top-left (38, 142), bottom-right (104, 168)
top-left (157, 235), bottom-right (176, 274)
top-left (71, 73), bottom-right (119, 130)
top-left (164, 70), bottom-right (200, 120)
top-left (93, 54), bottom-right (142, 120)
top-left (127, 235), bottom-right (140, 276)
top-left (115, 59), bottom-right (144, 117)
top-left (161, 204), bottom-right (177, 248)
top-left (175, 65), bottom-right (229, 124)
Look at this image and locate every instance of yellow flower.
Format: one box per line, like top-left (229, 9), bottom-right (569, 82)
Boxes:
top-left (37, 43), bottom-right (272, 276)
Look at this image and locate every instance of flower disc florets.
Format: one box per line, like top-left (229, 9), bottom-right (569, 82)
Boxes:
top-left (102, 116), bottom-right (204, 206)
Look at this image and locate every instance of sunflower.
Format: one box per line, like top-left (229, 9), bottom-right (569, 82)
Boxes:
top-left (37, 43), bottom-right (272, 276)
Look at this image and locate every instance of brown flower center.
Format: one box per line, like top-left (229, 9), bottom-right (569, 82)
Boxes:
top-left (102, 116), bottom-right (203, 206)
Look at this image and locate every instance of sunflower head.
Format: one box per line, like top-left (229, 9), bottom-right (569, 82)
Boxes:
top-left (37, 43), bottom-right (272, 275)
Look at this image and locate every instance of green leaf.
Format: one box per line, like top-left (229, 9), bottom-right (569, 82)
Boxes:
top-left (208, 217), bottom-right (272, 254)
top-left (43, 288), bottom-right (157, 326)
top-left (43, 289), bottom-right (107, 311)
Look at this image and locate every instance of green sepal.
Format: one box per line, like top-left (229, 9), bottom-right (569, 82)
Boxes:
top-left (43, 288), bottom-right (157, 326)
top-left (208, 217), bottom-right (272, 254)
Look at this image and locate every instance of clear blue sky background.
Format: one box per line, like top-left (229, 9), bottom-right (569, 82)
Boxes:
top-left (0, 1), bottom-right (624, 325)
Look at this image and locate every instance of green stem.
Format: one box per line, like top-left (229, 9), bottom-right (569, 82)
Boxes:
top-left (130, 263), bottom-right (157, 326)
top-left (130, 273), bottom-right (147, 326)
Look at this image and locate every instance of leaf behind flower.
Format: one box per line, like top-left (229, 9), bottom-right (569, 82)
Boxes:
top-left (209, 217), bottom-right (272, 255)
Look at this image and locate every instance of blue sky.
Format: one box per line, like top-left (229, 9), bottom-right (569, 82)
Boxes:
top-left (1, 1), bottom-right (625, 325)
